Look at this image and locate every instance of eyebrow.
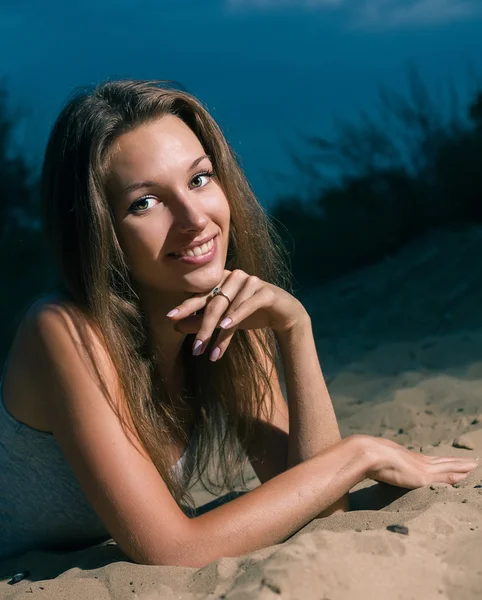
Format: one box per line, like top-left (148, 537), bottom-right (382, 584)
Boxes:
top-left (121, 154), bottom-right (211, 196)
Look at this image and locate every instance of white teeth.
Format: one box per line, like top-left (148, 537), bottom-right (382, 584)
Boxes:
top-left (177, 237), bottom-right (214, 258)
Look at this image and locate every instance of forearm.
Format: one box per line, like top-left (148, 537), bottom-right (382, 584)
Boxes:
top-left (173, 436), bottom-right (369, 567)
top-left (275, 314), bottom-right (348, 514)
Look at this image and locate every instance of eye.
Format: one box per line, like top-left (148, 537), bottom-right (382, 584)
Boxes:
top-left (127, 169), bottom-right (215, 214)
top-left (128, 195), bottom-right (158, 214)
top-left (190, 170), bottom-right (215, 189)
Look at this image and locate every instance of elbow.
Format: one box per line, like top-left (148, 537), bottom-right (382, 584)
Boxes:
top-left (126, 548), bottom-right (211, 569)
top-left (129, 523), bottom-right (222, 569)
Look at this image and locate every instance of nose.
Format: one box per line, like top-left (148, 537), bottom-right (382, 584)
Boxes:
top-left (169, 189), bottom-right (209, 233)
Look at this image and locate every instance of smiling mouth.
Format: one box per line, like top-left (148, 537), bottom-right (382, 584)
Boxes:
top-left (167, 234), bottom-right (218, 264)
top-left (168, 236), bottom-right (216, 258)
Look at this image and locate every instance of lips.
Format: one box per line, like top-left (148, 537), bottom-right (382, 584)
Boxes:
top-left (167, 234), bottom-right (218, 265)
top-left (168, 234), bottom-right (217, 257)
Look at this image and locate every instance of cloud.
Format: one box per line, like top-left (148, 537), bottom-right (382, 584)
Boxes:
top-left (357, 0), bottom-right (482, 27)
top-left (227, 0), bottom-right (343, 11)
top-left (226, 0), bottom-right (482, 26)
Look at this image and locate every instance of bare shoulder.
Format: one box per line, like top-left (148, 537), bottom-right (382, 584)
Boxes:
top-left (22, 293), bottom-right (137, 442)
top-left (21, 292), bottom-right (97, 351)
top-left (2, 294), bottom-right (107, 433)
top-left (21, 295), bottom-right (112, 400)
top-left (15, 294), bottom-right (192, 565)
top-left (25, 293), bottom-right (106, 362)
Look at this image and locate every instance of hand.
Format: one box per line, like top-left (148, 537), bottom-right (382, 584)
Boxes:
top-left (166, 269), bottom-right (308, 361)
top-left (359, 435), bottom-right (479, 489)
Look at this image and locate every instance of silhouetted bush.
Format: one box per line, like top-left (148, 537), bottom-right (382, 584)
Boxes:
top-left (0, 81), bottom-right (57, 364)
top-left (2, 68), bottom-right (482, 364)
top-left (270, 66), bottom-right (482, 288)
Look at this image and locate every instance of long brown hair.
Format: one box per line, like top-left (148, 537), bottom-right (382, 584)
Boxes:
top-left (40, 79), bottom-right (293, 511)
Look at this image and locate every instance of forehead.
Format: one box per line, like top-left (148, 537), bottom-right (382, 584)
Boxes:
top-left (105, 114), bottom-right (206, 186)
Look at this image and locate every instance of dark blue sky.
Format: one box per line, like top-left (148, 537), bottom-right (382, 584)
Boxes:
top-left (1, 0), bottom-right (482, 209)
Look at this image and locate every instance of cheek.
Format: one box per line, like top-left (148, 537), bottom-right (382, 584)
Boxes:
top-left (117, 221), bottom-right (166, 265)
top-left (218, 195), bottom-right (231, 228)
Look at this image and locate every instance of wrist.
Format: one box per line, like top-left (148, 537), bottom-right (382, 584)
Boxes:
top-left (275, 309), bottom-right (311, 339)
top-left (346, 434), bottom-right (380, 479)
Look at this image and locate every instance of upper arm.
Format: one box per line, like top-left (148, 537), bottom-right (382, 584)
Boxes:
top-left (25, 301), bottom-right (191, 566)
top-left (242, 330), bottom-right (289, 483)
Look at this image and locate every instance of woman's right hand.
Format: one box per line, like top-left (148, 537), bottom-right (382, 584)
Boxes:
top-left (357, 435), bottom-right (479, 489)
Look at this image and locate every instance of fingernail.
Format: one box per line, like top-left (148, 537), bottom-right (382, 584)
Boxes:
top-left (167, 309), bottom-right (179, 318)
top-left (193, 340), bottom-right (203, 355)
top-left (210, 347), bottom-right (221, 362)
top-left (219, 318), bottom-right (232, 329)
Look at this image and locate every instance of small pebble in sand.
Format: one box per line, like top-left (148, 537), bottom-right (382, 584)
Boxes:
top-left (7, 571), bottom-right (30, 585)
top-left (386, 524), bottom-right (409, 535)
top-left (452, 435), bottom-right (475, 450)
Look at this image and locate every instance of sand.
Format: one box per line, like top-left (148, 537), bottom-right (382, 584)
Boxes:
top-left (1, 226), bottom-right (481, 599)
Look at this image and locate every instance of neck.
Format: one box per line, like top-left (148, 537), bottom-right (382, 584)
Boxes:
top-left (136, 285), bottom-right (191, 380)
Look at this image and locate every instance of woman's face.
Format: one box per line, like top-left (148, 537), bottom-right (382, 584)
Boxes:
top-left (105, 114), bottom-right (231, 302)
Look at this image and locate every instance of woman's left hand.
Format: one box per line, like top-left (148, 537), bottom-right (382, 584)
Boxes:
top-left (166, 269), bottom-right (309, 361)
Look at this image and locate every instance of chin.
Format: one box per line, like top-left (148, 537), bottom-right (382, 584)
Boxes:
top-left (183, 265), bottom-right (226, 292)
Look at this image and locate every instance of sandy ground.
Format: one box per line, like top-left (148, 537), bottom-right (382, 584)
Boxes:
top-left (1, 226), bottom-right (481, 599)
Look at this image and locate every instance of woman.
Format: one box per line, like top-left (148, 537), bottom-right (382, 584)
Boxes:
top-left (0, 80), bottom-right (477, 566)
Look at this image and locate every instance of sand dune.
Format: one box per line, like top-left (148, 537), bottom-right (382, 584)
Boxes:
top-left (1, 331), bottom-right (480, 600)
top-left (1, 227), bottom-right (482, 598)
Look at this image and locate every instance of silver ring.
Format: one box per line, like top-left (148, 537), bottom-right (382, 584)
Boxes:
top-left (211, 286), bottom-right (231, 304)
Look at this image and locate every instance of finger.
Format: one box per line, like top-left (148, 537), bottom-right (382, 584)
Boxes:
top-left (441, 472), bottom-right (470, 486)
top-left (214, 275), bottom-right (261, 333)
top-left (166, 295), bottom-right (212, 322)
top-left (192, 295), bottom-right (231, 355)
top-left (420, 455), bottom-right (463, 464)
top-left (431, 459), bottom-right (478, 473)
top-left (432, 456), bottom-right (478, 464)
top-left (208, 328), bottom-right (237, 362)
top-left (216, 287), bottom-right (273, 332)
top-left (207, 278), bottom-right (263, 361)
top-left (173, 314), bottom-right (204, 334)
top-left (166, 270), bottom-right (234, 322)
top-left (192, 271), bottom-right (250, 355)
